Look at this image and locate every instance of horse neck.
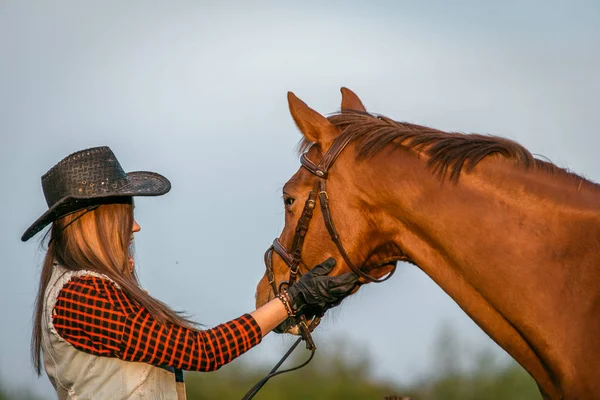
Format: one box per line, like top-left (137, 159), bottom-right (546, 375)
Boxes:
top-left (347, 148), bottom-right (600, 398)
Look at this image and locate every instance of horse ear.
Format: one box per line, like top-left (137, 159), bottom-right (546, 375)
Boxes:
top-left (287, 91), bottom-right (339, 145)
top-left (340, 87), bottom-right (366, 112)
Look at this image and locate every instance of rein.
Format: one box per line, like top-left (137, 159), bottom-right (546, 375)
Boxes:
top-left (240, 318), bottom-right (319, 400)
top-left (242, 132), bottom-right (398, 399)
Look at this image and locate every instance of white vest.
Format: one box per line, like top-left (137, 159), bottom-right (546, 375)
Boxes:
top-left (42, 263), bottom-right (187, 400)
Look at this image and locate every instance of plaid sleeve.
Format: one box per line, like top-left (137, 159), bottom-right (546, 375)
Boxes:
top-left (53, 275), bottom-right (262, 371)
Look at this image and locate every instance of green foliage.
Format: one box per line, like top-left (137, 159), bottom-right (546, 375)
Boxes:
top-left (0, 384), bottom-right (41, 400)
top-left (184, 330), bottom-right (541, 400)
top-left (0, 327), bottom-right (542, 400)
top-left (409, 357), bottom-right (541, 400)
top-left (185, 341), bottom-right (400, 400)
top-left (406, 324), bottom-right (542, 400)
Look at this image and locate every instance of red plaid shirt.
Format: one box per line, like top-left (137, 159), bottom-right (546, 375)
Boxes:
top-left (52, 275), bottom-right (262, 371)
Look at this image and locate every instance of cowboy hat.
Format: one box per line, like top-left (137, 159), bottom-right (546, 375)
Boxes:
top-left (21, 146), bottom-right (170, 242)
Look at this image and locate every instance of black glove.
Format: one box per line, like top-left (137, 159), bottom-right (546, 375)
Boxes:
top-left (285, 258), bottom-right (358, 314)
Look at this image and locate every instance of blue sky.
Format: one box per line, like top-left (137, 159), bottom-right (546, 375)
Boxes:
top-left (1, 0), bottom-right (598, 397)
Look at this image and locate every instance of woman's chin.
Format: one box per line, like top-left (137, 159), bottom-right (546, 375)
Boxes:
top-left (128, 257), bottom-right (134, 272)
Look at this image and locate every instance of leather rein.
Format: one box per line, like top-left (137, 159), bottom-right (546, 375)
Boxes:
top-left (242, 132), bottom-right (397, 400)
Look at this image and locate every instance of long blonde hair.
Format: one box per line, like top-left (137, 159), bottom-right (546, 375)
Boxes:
top-left (32, 197), bottom-right (197, 375)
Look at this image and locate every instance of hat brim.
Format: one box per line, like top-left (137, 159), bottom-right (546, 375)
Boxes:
top-left (21, 171), bottom-right (171, 242)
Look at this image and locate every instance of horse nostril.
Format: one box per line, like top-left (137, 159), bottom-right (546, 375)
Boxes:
top-left (273, 325), bottom-right (284, 334)
top-left (273, 318), bottom-right (295, 334)
top-left (273, 322), bottom-right (286, 334)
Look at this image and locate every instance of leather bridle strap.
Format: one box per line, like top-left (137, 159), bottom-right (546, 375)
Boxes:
top-left (299, 132), bottom-right (397, 283)
top-left (268, 178), bottom-right (320, 293)
top-left (264, 246), bottom-right (278, 296)
top-left (286, 179), bottom-right (320, 286)
top-left (271, 240), bottom-right (293, 270)
top-left (300, 132), bottom-right (355, 178)
top-left (317, 178), bottom-right (395, 283)
top-left (241, 318), bottom-right (319, 400)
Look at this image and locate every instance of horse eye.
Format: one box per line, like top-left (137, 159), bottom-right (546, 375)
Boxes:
top-left (284, 197), bottom-right (295, 207)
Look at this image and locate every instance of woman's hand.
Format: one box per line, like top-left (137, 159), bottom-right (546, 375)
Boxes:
top-left (250, 258), bottom-right (358, 336)
top-left (285, 258), bottom-right (358, 314)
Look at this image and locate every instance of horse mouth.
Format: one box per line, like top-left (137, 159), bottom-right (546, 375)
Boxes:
top-left (274, 318), bottom-right (297, 334)
top-left (274, 313), bottom-right (321, 335)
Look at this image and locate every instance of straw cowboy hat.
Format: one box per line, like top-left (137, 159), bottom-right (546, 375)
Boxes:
top-left (21, 146), bottom-right (170, 242)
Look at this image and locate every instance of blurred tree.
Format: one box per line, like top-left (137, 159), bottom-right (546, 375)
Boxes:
top-left (409, 325), bottom-right (540, 400)
top-left (185, 338), bottom-right (401, 399)
top-left (184, 327), bottom-right (541, 400)
top-left (0, 326), bottom-right (542, 400)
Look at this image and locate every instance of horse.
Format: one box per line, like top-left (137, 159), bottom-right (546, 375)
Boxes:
top-left (254, 88), bottom-right (600, 400)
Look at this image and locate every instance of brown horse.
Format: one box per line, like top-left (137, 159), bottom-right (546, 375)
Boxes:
top-left (255, 88), bottom-right (600, 399)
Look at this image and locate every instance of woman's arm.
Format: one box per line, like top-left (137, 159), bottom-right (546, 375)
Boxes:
top-left (250, 298), bottom-right (288, 334)
top-left (53, 276), bottom-right (263, 371)
top-left (53, 260), bottom-right (356, 371)
top-left (250, 258), bottom-right (359, 332)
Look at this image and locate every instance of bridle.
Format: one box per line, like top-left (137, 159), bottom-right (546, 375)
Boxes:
top-left (266, 130), bottom-right (398, 299)
top-left (242, 131), bottom-right (398, 399)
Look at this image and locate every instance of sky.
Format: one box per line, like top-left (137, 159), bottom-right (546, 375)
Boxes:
top-left (1, 0), bottom-right (599, 397)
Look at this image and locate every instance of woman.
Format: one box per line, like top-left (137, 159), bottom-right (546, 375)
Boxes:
top-left (22, 146), bottom-right (357, 399)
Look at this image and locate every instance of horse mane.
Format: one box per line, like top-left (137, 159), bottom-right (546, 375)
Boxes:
top-left (297, 111), bottom-right (590, 184)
